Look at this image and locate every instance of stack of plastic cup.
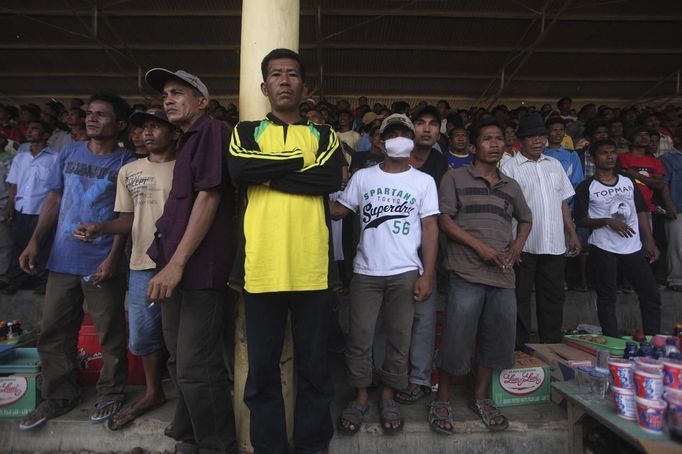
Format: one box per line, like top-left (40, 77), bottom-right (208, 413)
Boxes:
top-left (631, 357), bottom-right (667, 433)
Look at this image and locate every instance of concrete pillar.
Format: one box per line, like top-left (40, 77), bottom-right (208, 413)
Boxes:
top-left (235, 1), bottom-right (300, 453)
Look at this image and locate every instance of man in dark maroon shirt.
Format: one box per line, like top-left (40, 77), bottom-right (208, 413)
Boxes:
top-left (145, 68), bottom-right (237, 454)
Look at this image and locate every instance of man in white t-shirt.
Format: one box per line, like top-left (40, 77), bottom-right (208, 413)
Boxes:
top-left (75, 107), bottom-right (178, 430)
top-left (573, 139), bottom-right (661, 336)
top-left (330, 114), bottom-right (439, 435)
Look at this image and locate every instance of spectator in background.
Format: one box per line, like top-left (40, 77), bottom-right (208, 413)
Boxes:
top-left (336, 109), bottom-right (361, 165)
top-left (43, 112), bottom-right (72, 152)
top-left (619, 127), bottom-right (672, 216)
top-left (128, 125), bottom-right (148, 158)
top-left (0, 104), bottom-right (24, 143)
top-left (65, 107), bottom-right (86, 142)
top-left (544, 117), bottom-right (584, 192)
top-left (306, 107), bottom-right (323, 124)
top-left (446, 122), bottom-right (473, 170)
top-left (662, 129), bottom-right (682, 291)
top-left (0, 130), bottom-right (19, 170)
top-left (608, 117), bottom-right (630, 153)
top-left (639, 110), bottom-right (673, 157)
top-left (557, 96), bottom-right (575, 122)
top-left (576, 118), bottom-right (610, 179)
top-left (18, 92), bottom-right (134, 430)
top-left (18, 104), bottom-right (41, 137)
top-left (501, 112), bottom-right (581, 349)
top-left (350, 124), bottom-right (383, 173)
top-left (0, 164), bottom-right (10, 286)
top-left (2, 120), bottom-right (58, 295)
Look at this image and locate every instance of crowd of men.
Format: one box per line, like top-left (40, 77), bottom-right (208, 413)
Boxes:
top-left (1, 48), bottom-right (681, 453)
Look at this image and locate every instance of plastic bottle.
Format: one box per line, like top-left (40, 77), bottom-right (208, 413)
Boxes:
top-left (665, 337), bottom-right (681, 358)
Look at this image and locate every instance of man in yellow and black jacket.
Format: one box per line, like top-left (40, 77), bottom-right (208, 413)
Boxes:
top-left (227, 48), bottom-right (344, 454)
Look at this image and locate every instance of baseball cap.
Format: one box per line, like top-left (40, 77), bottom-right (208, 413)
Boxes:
top-left (145, 68), bottom-right (209, 98)
top-left (379, 113), bottom-right (415, 135)
top-left (411, 105), bottom-right (440, 123)
top-left (128, 107), bottom-right (176, 128)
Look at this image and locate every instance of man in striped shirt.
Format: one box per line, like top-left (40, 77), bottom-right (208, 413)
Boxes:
top-left (501, 112), bottom-right (581, 349)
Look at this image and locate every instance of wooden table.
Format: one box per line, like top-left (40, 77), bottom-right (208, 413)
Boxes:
top-left (552, 381), bottom-right (680, 454)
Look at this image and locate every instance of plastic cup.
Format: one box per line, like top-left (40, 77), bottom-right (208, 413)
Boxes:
top-left (662, 358), bottom-right (682, 390)
top-left (634, 357), bottom-right (663, 374)
top-left (611, 386), bottom-right (636, 420)
top-left (633, 368), bottom-right (663, 399)
top-left (635, 397), bottom-right (667, 433)
top-left (608, 358), bottom-right (633, 390)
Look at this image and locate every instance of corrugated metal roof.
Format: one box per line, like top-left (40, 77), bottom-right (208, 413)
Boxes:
top-left (1, 0), bottom-right (681, 105)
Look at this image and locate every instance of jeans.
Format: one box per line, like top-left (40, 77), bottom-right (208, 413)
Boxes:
top-left (162, 288), bottom-right (237, 454)
top-left (438, 273), bottom-right (516, 375)
top-left (589, 245), bottom-right (661, 336)
top-left (127, 269), bottom-right (162, 356)
top-left (243, 290), bottom-right (334, 454)
top-left (38, 271), bottom-right (127, 403)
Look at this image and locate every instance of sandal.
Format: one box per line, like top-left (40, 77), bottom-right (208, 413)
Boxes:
top-left (91, 400), bottom-right (123, 423)
top-left (428, 400), bottom-right (454, 435)
top-left (19, 399), bottom-right (76, 431)
top-left (379, 398), bottom-right (404, 434)
top-left (337, 400), bottom-right (368, 435)
top-left (395, 384), bottom-right (431, 405)
top-left (470, 399), bottom-right (509, 432)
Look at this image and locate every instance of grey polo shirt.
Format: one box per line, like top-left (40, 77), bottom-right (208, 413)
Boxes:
top-left (439, 165), bottom-right (532, 288)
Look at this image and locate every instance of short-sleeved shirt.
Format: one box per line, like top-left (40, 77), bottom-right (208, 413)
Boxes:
top-left (45, 141), bottom-right (135, 275)
top-left (573, 175), bottom-right (648, 254)
top-left (115, 158), bottom-right (175, 270)
top-left (147, 114), bottom-right (235, 291)
top-left (439, 165), bottom-right (532, 288)
top-left (339, 164), bottom-right (439, 276)
top-left (543, 146), bottom-right (584, 189)
top-left (446, 151), bottom-right (473, 170)
top-left (617, 152), bottom-right (665, 212)
top-left (501, 152), bottom-right (575, 255)
top-left (416, 148), bottom-right (449, 189)
top-left (6, 144), bottom-right (59, 215)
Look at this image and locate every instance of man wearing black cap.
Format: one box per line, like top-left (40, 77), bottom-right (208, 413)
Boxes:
top-left (501, 112), bottom-right (581, 349)
top-left (74, 107), bottom-right (179, 430)
top-left (144, 68), bottom-right (237, 453)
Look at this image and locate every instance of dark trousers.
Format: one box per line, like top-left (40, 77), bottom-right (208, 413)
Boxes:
top-left (243, 290), bottom-right (334, 454)
top-left (8, 211), bottom-right (52, 286)
top-left (589, 245), bottom-right (661, 336)
top-left (515, 253), bottom-right (566, 349)
top-left (161, 289), bottom-right (237, 454)
top-left (38, 272), bottom-right (127, 402)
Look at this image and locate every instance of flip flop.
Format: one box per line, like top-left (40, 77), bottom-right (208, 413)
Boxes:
top-left (91, 400), bottom-right (123, 423)
top-left (337, 401), bottom-right (368, 435)
top-left (106, 400), bottom-right (167, 431)
top-left (395, 384), bottom-right (431, 405)
top-left (470, 399), bottom-right (509, 432)
top-left (379, 398), bottom-right (404, 435)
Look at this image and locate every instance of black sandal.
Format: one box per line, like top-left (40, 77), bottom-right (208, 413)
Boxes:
top-left (470, 399), bottom-right (509, 432)
top-left (91, 400), bottom-right (123, 423)
top-left (428, 400), bottom-right (455, 435)
top-left (337, 401), bottom-right (368, 435)
top-left (379, 398), bottom-right (404, 434)
top-left (394, 384), bottom-right (432, 404)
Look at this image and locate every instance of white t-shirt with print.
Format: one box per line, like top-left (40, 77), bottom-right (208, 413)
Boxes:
top-left (339, 164), bottom-right (439, 276)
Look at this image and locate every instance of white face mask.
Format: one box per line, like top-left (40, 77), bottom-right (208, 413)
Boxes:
top-left (384, 136), bottom-right (414, 158)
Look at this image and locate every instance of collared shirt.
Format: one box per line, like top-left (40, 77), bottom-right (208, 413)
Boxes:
top-left (661, 148), bottom-right (682, 211)
top-left (501, 152), bottom-right (575, 255)
top-left (439, 165), bottom-right (532, 288)
top-left (147, 114), bottom-right (235, 291)
top-left (6, 143), bottom-right (59, 215)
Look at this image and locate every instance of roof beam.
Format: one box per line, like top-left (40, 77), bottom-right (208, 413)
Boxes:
top-left (0, 71), bottom-right (667, 84)
top-left (2, 42), bottom-right (680, 55)
top-left (2, 8), bottom-right (680, 22)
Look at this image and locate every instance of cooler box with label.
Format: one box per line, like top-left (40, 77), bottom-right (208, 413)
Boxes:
top-left (77, 313), bottom-right (146, 385)
top-left (491, 351), bottom-right (551, 407)
top-left (0, 348), bottom-right (41, 418)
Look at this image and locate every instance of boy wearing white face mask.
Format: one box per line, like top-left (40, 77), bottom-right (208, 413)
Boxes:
top-left (330, 114), bottom-right (440, 435)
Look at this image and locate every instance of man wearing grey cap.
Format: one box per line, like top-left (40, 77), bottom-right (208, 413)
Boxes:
top-left (144, 69), bottom-right (237, 454)
top-left (74, 107), bottom-right (179, 430)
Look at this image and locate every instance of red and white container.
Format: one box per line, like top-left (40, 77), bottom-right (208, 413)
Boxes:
top-left (611, 385), bottom-right (636, 420)
top-left (635, 397), bottom-right (667, 434)
top-left (608, 358), bottom-right (633, 390)
top-left (662, 358), bottom-right (682, 390)
top-left (634, 357), bottom-right (663, 374)
top-left (633, 368), bottom-right (663, 400)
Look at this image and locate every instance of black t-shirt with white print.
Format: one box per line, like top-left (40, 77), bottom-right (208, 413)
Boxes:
top-left (573, 174), bottom-right (648, 254)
